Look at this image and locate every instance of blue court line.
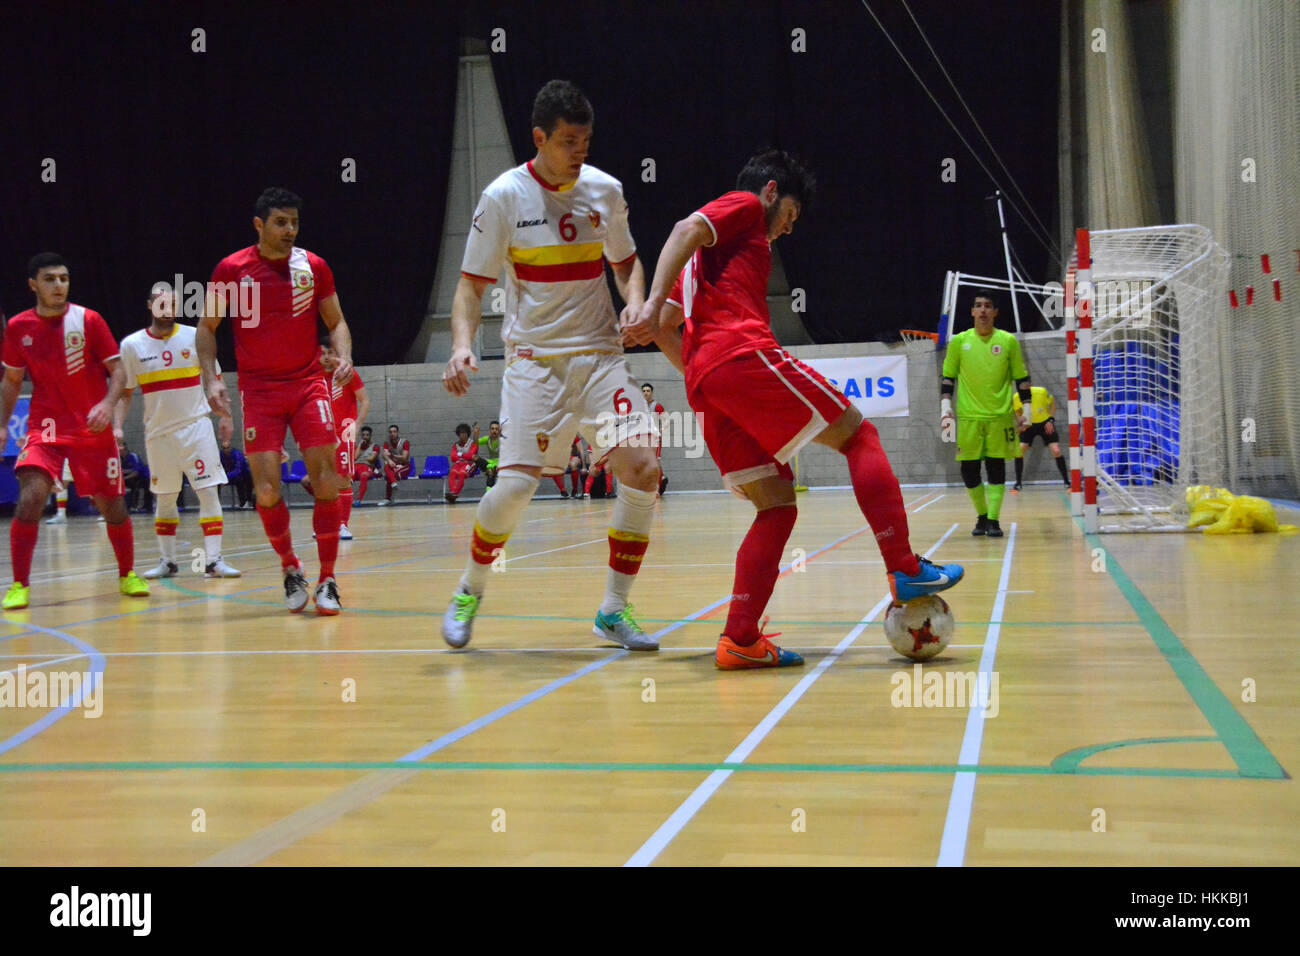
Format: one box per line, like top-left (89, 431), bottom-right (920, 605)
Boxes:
top-left (0, 622), bottom-right (106, 757)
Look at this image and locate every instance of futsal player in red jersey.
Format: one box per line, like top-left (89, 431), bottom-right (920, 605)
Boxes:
top-left (1, 253), bottom-right (151, 609)
top-left (198, 188), bottom-right (355, 615)
top-left (320, 340), bottom-right (367, 539)
top-left (624, 150), bottom-right (964, 669)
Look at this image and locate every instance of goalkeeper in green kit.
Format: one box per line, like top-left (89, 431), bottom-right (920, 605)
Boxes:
top-left (940, 294), bottom-right (1033, 537)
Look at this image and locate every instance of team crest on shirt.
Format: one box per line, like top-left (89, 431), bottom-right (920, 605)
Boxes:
top-left (181, 348), bottom-right (191, 359)
top-left (535, 432), bottom-right (549, 452)
top-left (22, 335), bottom-right (33, 346)
top-left (293, 271), bottom-right (313, 290)
top-left (587, 210), bottom-right (601, 229)
top-left (245, 426), bottom-right (257, 442)
top-left (992, 344), bottom-right (1003, 355)
top-left (152, 475), bottom-right (159, 486)
top-left (65, 331), bottom-right (84, 349)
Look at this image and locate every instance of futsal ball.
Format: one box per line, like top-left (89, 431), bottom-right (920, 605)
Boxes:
top-left (883, 595), bottom-right (955, 661)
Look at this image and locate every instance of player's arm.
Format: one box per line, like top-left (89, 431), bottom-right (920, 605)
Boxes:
top-left (609, 255), bottom-right (646, 332)
top-left (626, 216), bottom-right (713, 345)
top-left (444, 275), bottom-right (490, 396)
top-left (652, 302), bottom-right (687, 377)
top-left (198, 289), bottom-right (230, 417)
top-left (354, 386), bottom-right (370, 444)
top-left (318, 293), bottom-right (354, 386)
top-left (1014, 376), bottom-right (1033, 429)
top-left (0, 365), bottom-right (24, 431)
top-left (88, 357), bottom-right (126, 433)
top-left (113, 391), bottom-right (132, 441)
top-left (940, 376), bottom-right (957, 432)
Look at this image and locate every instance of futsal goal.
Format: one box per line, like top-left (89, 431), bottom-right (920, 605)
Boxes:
top-left (1065, 225), bottom-right (1229, 532)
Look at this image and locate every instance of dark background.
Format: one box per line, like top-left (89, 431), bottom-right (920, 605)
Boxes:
top-left (0, 0), bottom-right (1059, 367)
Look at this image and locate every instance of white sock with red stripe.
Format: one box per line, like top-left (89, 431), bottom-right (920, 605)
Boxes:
top-left (154, 496), bottom-right (179, 562)
top-left (197, 485), bottom-right (224, 563)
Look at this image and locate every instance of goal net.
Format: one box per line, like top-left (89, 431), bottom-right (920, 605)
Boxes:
top-left (1066, 225), bottom-right (1229, 532)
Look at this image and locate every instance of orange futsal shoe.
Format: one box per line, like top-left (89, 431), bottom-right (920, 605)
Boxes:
top-left (715, 625), bottom-right (804, 671)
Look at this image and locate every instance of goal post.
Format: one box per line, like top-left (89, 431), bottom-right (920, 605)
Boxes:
top-left (1066, 225), bottom-right (1230, 532)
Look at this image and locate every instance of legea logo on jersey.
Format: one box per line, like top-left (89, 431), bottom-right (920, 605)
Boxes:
top-left (149, 275), bottom-right (262, 328)
top-left (594, 410), bottom-right (705, 458)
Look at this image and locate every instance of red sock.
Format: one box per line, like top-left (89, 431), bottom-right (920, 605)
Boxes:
top-left (357, 472), bottom-right (369, 501)
top-left (570, 470), bottom-right (581, 495)
top-left (313, 497), bottom-right (342, 580)
top-left (10, 518), bottom-right (39, 586)
top-left (584, 470), bottom-right (597, 495)
top-left (841, 422), bottom-right (919, 575)
top-left (552, 475), bottom-right (566, 493)
top-left (339, 487), bottom-right (354, 526)
top-left (256, 499), bottom-right (299, 569)
top-left (723, 505), bottom-right (797, 645)
top-left (105, 518), bottom-right (135, 577)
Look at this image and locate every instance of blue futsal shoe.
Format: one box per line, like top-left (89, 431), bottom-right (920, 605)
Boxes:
top-left (888, 554), bottom-right (964, 602)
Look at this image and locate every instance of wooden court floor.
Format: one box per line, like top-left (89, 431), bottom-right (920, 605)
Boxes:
top-left (0, 485), bottom-right (1296, 866)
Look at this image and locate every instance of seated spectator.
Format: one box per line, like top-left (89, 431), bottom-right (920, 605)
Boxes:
top-left (473, 420), bottom-right (503, 488)
top-left (566, 435), bottom-right (589, 498)
top-left (220, 436), bottom-right (252, 508)
top-left (118, 437), bottom-right (150, 512)
top-left (379, 424), bottom-right (411, 506)
top-left (445, 422), bottom-right (479, 503)
top-left (355, 425), bottom-right (380, 502)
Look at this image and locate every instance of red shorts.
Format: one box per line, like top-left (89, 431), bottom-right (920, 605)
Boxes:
top-left (689, 348), bottom-right (850, 492)
top-left (240, 377), bottom-right (338, 454)
top-left (335, 439), bottom-right (355, 478)
top-left (15, 430), bottom-right (124, 498)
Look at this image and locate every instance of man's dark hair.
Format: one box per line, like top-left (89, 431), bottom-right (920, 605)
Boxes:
top-left (28, 252), bottom-right (67, 279)
top-left (642, 383), bottom-right (654, 391)
top-left (360, 426), bottom-right (372, 435)
top-left (455, 422), bottom-right (472, 438)
top-left (736, 149), bottom-right (816, 211)
top-left (973, 293), bottom-right (999, 309)
top-left (532, 80), bottom-right (593, 136)
top-left (255, 187), bottom-right (303, 221)
top-left (389, 424), bottom-right (399, 431)
top-left (490, 419), bottom-right (500, 427)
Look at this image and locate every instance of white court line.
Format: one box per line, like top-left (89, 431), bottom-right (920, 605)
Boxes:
top-left (936, 521), bottom-right (1016, 868)
top-left (625, 522), bottom-right (960, 867)
top-left (910, 493), bottom-right (945, 513)
top-left (0, 643), bottom-right (990, 662)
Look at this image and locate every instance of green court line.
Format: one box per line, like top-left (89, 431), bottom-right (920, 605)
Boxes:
top-left (1050, 736), bottom-right (1221, 773)
top-left (0, 758), bottom-right (1261, 780)
top-left (1082, 528), bottom-right (1288, 780)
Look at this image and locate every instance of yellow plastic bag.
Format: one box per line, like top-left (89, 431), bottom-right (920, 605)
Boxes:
top-left (1185, 486), bottom-right (1298, 534)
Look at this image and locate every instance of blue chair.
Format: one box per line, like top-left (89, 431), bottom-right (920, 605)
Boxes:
top-left (283, 459), bottom-right (308, 501)
top-left (280, 461), bottom-right (290, 483)
top-left (421, 455), bottom-right (450, 480)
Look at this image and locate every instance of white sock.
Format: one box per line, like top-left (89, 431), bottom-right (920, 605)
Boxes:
top-left (155, 496), bottom-right (179, 562)
top-left (458, 470), bottom-right (539, 596)
top-left (600, 484), bottom-right (657, 615)
top-left (197, 484), bottom-right (223, 563)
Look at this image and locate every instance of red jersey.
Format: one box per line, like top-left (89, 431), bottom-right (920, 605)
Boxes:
top-left (2, 304), bottom-right (119, 438)
top-left (209, 245), bottom-right (336, 384)
top-left (325, 370), bottom-right (363, 440)
top-left (669, 191), bottom-right (778, 390)
top-left (450, 438), bottom-right (478, 464)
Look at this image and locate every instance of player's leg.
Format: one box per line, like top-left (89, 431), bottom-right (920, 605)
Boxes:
top-left (6, 461), bottom-right (56, 608)
top-left (72, 432), bottom-right (148, 596)
top-left (46, 460), bottom-right (72, 525)
top-left (581, 355), bottom-right (662, 650)
top-left (980, 413), bottom-right (1018, 536)
top-left (957, 419), bottom-right (989, 534)
top-left (296, 391), bottom-right (344, 616)
top-left (336, 442), bottom-right (355, 536)
top-left (811, 405), bottom-right (963, 599)
top-left (180, 418), bottom-right (238, 578)
top-left (1014, 439), bottom-right (1028, 491)
top-left (141, 431), bottom-right (183, 578)
top-left (443, 358), bottom-right (563, 648)
top-left (354, 462), bottom-right (370, 502)
top-left (1044, 419), bottom-right (1070, 486)
top-left (568, 456), bottom-right (582, 496)
top-left (244, 387), bottom-right (309, 610)
top-left (448, 459), bottom-right (468, 501)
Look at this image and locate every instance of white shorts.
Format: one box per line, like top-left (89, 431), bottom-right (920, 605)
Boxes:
top-left (498, 352), bottom-right (659, 475)
top-left (146, 417), bottom-right (227, 496)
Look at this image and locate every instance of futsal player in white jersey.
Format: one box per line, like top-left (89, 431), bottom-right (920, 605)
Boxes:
top-left (114, 286), bottom-right (240, 578)
top-left (441, 79), bottom-right (662, 651)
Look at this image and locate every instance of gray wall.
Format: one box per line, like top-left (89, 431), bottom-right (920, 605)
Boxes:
top-left (117, 332), bottom-right (1069, 503)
